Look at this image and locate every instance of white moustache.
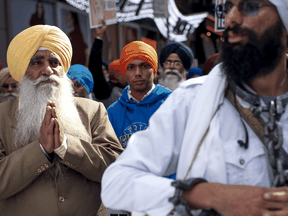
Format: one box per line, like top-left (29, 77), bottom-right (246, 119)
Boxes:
top-left (33, 75), bottom-right (61, 86)
top-left (0, 92), bottom-right (18, 103)
top-left (163, 69), bottom-right (182, 80)
top-left (1, 92), bottom-right (18, 98)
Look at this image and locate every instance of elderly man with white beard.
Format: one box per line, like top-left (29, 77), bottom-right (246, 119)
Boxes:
top-left (0, 67), bottom-right (18, 103)
top-left (158, 42), bottom-right (194, 91)
top-left (0, 25), bottom-right (123, 216)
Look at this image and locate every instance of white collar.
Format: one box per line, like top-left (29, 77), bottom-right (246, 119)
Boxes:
top-left (128, 84), bottom-right (155, 103)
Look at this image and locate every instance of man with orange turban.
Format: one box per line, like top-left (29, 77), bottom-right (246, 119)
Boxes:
top-left (0, 25), bottom-right (122, 215)
top-left (107, 41), bottom-right (172, 149)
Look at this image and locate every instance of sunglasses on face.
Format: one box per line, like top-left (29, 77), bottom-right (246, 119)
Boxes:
top-left (222, 1), bottom-right (274, 17)
top-left (2, 83), bottom-right (17, 89)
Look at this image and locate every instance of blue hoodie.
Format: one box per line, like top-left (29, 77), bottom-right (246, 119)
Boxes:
top-left (107, 84), bottom-right (172, 148)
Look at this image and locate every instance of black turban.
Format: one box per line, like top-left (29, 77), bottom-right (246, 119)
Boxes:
top-left (159, 42), bottom-right (194, 71)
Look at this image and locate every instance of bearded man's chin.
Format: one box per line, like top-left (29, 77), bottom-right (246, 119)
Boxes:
top-left (221, 20), bottom-right (285, 85)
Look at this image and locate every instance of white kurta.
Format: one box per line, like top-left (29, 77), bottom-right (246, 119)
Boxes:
top-left (101, 64), bottom-right (288, 215)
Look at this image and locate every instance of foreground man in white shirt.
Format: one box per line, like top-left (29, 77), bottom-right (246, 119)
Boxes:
top-left (101, 0), bottom-right (288, 215)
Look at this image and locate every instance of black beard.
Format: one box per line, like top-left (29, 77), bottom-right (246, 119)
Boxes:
top-left (220, 20), bottom-right (285, 86)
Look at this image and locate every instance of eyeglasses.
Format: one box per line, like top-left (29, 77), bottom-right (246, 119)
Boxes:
top-left (2, 83), bottom-right (17, 89)
top-left (163, 61), bottom-right (182, 67)
top-left (223, 1), bottom-right (275, 17)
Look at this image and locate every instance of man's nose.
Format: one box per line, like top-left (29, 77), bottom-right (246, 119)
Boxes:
top-left (135, 66), bottom-right (142, 76)
top-left (225, 5), bottom-right (243, 29)
top-left (7, 85), bottom-right (14, 92)
top-left (42, 65), bottom-right (54, 76)
top-left (168, 62), bottom-right (176, 70)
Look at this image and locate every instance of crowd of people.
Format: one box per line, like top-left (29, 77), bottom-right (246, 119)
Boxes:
top-left (1, 0), bottom-right (288, 215)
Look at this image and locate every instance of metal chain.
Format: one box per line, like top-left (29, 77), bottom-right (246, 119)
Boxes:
top-left (262, 100), bottom-right (288, 187)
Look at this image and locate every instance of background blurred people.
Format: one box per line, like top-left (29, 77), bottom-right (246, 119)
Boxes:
top-left (202, 53), bottom-right (220, 75)
top-left (108, 60), bottom-right (128, 88)
top-left (158, 42), bottom-right (194, 90)
top-left (89, 20), bottom-right (128, 109)
top-left (102, 60), bottom-right (109, 81)
top-left (29, 0), bottom-right (45, 26)
top-left (0, 67), bottom-right (18, 103)
top-left (67, 64), bottom-right (94, 99)
top-left (66, 11), bottom-right (89, 67)
top-left (188, 67), bottom-right (203, 79)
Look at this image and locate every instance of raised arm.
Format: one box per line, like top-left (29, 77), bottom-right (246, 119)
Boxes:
top-left (88, 20), bottom-right (112, 99)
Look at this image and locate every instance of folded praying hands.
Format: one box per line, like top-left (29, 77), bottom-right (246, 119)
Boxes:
top-left (39, 100), bottom-right (64, 154)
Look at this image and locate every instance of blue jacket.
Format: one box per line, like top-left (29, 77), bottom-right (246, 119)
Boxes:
top-left (107, 85), bottom-right (172, 148)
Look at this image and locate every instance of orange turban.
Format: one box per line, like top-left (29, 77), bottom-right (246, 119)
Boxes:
top-left (7, 25), bottom-right (72, 82)
top-left (109, 59), bottom-right (120, 70)
top-left (119, 41), bottom-right (158, 76)
top-left (108, 59), bottom-right (121, 81)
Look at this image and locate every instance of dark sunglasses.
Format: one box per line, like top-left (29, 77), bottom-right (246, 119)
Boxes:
top-left (222, 1), bottom-right (274, 17)
top-left (2, 83), bottom-right (17, 89)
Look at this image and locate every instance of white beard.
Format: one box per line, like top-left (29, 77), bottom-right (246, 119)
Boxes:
top-left (14, 73), bottom-right (91, 178)
top-left (158, 69), bottom-right (187, 91)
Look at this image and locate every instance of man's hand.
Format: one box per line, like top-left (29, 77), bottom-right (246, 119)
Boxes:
top-left (262, 187), bottom-right (288, 216)
top-left (39, 101), bottom-right (64, 153)
top-left (51, 106), bottom-right (64, 149)
top-left (94, 19), bottom-right (107, 39)
top-left (39, 101), bottom-right (55, 154)
top-left (182, 183), bottom-right (288, 216)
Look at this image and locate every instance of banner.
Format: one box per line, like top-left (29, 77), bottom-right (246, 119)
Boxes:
top-left (89, 0), bottom-right (117, 28)
top-left (215, 0), bottom-right (226, 32)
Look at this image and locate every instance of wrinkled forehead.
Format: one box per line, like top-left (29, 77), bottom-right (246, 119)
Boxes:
top-left (3, 76), bottom-right (17, 84)
top-left (166, 53), bottom-right (182, 62)
top-left (30, 50), bottom-right (60, 61)
top-left (128, 58), bottom-right (149, 65)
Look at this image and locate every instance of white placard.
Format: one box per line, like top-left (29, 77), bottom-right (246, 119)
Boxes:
top-left (89, 0), bottom-right (117, 28)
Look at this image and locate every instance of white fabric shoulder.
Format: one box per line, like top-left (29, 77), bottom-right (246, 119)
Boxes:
top-left (178, 75), bottom-right (207, 89)
top-left (177, 63), bottom-right (228, 182)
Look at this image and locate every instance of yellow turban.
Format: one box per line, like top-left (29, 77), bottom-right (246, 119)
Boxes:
top-left (119, 41), bottom-right (158, 76)
top-left (7, 25), bottom-right (72, 82)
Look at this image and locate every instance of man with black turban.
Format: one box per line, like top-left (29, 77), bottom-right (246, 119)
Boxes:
top-left (0, 25), bottom-right (123, 215)
top-left (158, 42), bottom-right (194, 90)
